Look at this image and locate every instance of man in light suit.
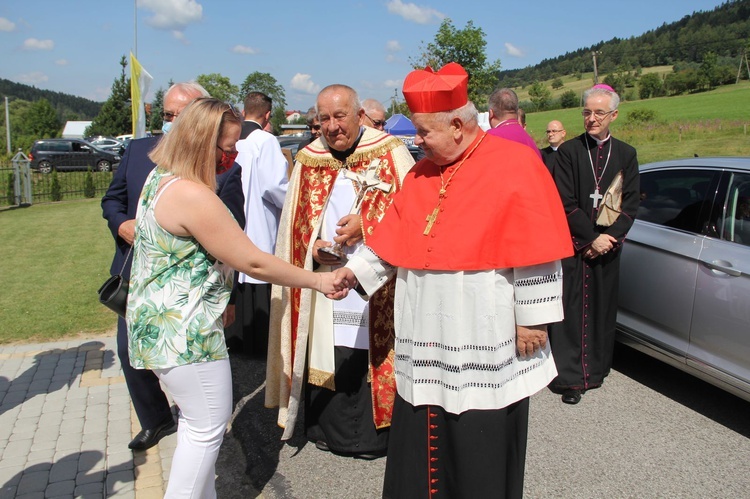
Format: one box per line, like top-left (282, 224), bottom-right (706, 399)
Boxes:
top-left (101, 81), bottom-right (245, 450)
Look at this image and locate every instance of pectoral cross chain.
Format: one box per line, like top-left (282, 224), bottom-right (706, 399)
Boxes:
top-left (424, 207), bottom-right (440, 235)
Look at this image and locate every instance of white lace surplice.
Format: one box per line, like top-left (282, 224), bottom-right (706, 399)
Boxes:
top-left (348, 249), bottom-right (562, 414)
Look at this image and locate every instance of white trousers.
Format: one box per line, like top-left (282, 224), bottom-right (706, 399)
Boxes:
top-left (154, 359), bottom-right (232, 499)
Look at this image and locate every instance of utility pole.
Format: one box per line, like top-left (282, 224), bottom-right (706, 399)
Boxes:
top-left (391, 88), bottom-right (398, 116)
top-left (5, 96), bottom-right (10, 155)
top-left (592, 51), bottom-right (600, 84)
top-left (736, 48), bottom-right (749, 84)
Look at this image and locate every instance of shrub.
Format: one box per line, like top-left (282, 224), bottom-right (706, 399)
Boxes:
top-left (551, 78), bottom-right (564, 90)
top-left (625, 108), bottom-right (658, 125)
top-left (6, 172), bottom-right (14, 205)
top-left (560, 90), bottom-right (578, 109)
top-left (50, 172), bottom-right (62, 201)
top-left (83, 169), bottom-right (96, 198)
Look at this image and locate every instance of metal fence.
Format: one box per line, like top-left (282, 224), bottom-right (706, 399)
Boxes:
top-left (1, 152), bottom-right (114, 208)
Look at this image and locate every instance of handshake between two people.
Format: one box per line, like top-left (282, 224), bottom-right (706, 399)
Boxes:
top-left (319, 267), bottom-right (359, 300)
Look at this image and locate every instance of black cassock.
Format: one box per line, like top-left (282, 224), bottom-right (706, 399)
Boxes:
top-left (549, 133), bottom-right (639, 391)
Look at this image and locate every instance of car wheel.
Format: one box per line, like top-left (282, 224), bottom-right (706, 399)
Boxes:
top-left (96, 160), bottom-right (112, 172)
top-left (38, 160), bottom-right (53, 174)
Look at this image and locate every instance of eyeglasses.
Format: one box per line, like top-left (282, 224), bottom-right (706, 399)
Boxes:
top-left (581, 110), bottom-right (614, 120)
top-left (162, 111), bottom-right (179, 122)
top-left (225, 104), bottom-right (242, 119)
top-left (365, 113), bottom-right (386, 128)
top-left (546, 129), bottom-right (564, 134)
top-left (309, 124), bottom-right (321, 131)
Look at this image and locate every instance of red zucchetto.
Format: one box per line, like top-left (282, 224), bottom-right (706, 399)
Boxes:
top-left (402, 62), bottom-right (469, 113)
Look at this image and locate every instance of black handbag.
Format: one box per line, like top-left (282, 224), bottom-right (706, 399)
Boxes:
top-left (98, 246), bottom-right (132, 318)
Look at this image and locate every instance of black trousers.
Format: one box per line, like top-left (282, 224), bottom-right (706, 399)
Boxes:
top-left (116, 316), bottom-right (173, 429)
top-left (225, 282), bottom-right (271, 357)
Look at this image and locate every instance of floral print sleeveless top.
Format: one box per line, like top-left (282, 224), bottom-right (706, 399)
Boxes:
top-left (126, 167), bottom-right (232, 369)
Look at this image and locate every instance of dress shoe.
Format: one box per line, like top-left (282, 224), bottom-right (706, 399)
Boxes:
top-left (128, 419), bottom-right (177, 451)
top-left (315, 440), bottom-right (330, 452)
top-left (561, 389), bottom-right (582, 405)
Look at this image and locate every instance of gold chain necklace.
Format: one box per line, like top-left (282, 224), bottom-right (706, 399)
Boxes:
top-left (423, 133), bottom-right (486, 235)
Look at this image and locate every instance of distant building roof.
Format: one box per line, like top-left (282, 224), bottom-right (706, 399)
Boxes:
top-left (62, 121), bottom-right (92, 139)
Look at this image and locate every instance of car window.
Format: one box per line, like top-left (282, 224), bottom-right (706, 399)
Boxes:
top-left (638, 169), bottom-right (720, 234)
top-left (719, 173), bottom-right (750, 247)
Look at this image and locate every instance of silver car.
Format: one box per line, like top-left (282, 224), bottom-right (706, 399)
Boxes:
top-left (617, 157), bottom-right (750, 402)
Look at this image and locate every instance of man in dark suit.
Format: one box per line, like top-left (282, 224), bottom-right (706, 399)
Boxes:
top-left (101, 81), bottom-right (245, 450)
top-left (540, 120), bottom-right (566, 173)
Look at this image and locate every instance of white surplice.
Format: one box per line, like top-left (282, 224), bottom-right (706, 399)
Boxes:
top-left (347, 248), bottom-right (562, 414)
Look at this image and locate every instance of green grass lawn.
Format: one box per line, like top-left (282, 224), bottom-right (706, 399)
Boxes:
top-left (0, 199), bottom-right (117, 344)
top-left (525, 81), bottom-right (750, 163)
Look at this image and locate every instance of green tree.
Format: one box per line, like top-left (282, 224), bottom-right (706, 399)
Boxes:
top-left (638, 73), bottom-right (665, 99)
top-left (559, 90), bottom-right (578, 109)
top-left (239, 72), bottom-right (287, 110)
top-left (196, 73), bottom-right (239, 104)
top-left (86, 56), bottom-right (132, 137)
top-left (20, 98), bottom-right (61, 139)
top-left (551, 78), bottom-right (565, 90)
top-left (699, 51), bottom-right (720, 89)
top-left (150, 87), bottom-right (165, 132)
top-left (50, 172), bottom-right (62, 201)
top-left (411, 19), bottom-right (501, 107)
top-left (83, 168), bottom-right (96, 198)
top-left (528, 82), bottom-right (552, 111)
top-left (270, 106), bottom-right (287, 136)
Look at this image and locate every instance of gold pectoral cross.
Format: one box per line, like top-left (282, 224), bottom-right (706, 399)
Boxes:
top-left (424, 207), bottom-right (440, 235)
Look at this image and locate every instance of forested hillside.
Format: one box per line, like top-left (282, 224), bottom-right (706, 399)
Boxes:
top-left (498, 0), bottom-right (750, 87)
top-left (0, 78), bottom-right (102, 121)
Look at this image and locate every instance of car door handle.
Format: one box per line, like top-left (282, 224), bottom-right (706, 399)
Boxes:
top-left (702, 260), bottom-right (742, 277)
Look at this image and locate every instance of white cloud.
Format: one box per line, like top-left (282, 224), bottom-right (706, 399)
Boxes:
top-left (504, 42), bottom-right (525, 58)
top-left (0, 17), bottom-right (16, 31)
top-left (290, 73), bottom-right (321, 95)
top-left (386, 40), bottom-right (402, 52)
top-left (23, 38), bottom-right (54, 51)
top-left (18, 71), bottom-right (49, 85)
top-left (384, 79), bottom-right (402, 89)
top-left (138, 0), bottom-right (202, 31)
top-left (172, 30), bottom-right (188, 43)
top-left (231, 45), bottom-right (258, 55)
top-left (386, 0), bottom-right (444, 25)
top-left (386, 54), bottom-right (397, 63)
top-left (55, 59), bottom-right (68, 66)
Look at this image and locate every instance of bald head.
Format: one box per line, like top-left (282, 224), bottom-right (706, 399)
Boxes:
top-left (545, 120), bottom-right (566, 148)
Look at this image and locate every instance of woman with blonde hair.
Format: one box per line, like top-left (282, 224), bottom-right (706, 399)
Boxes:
top-left (126, 97), bottom-right (346, 498)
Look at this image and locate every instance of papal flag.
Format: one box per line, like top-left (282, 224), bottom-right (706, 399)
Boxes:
top-left (130, 52), bottom-right (153, 139)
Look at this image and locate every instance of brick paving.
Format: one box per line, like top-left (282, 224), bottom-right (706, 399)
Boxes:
top-left (0, 335), bottom-right (175, 498)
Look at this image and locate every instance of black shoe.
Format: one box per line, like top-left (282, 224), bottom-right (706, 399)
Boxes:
top-left (353, 451), bottom-right (386, 460)
top-left (128, 419), bottom-right (177, 451)
top-left (315, 440), bottom-right (330, 452)
top-left (561, 389), bottom-right (582, 405)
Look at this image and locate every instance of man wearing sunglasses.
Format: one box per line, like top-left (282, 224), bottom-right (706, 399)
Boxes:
top-left (362, 98), bottom-right (387, 131)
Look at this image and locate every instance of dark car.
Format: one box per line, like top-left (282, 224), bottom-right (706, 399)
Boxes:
top-left (617, 157), bottom-right (750, 402)
top-left (29, 138), bottom-right (121, 173)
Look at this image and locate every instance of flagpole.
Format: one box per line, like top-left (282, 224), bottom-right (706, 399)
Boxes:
top-left (133, 0), bottom-right (137, 57)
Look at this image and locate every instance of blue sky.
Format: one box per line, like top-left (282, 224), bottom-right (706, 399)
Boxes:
top-left (0, 0), bottom-right (730, 110)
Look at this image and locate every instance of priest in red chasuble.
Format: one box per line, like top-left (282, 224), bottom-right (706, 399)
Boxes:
top-left (265, 84), bottom-right (414, 459)
top-left (336, 63), bottom-right (573, 498)
top-left (548, 85), bottom-right (640, 405)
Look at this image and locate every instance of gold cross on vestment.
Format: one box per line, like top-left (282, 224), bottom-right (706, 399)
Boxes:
top-left (424, 207), bottom-right (440, 235)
